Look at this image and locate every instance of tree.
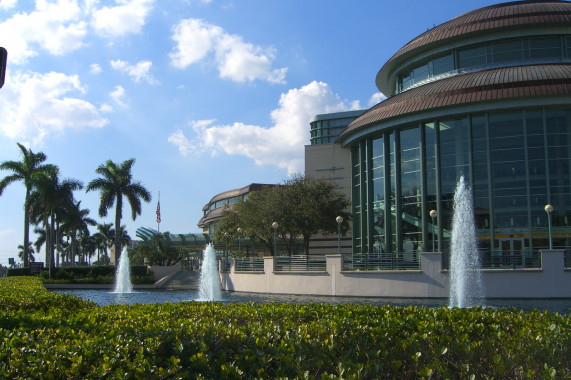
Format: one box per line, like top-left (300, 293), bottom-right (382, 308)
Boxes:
top-left (28, 167), bottom-right (82, 270)
top-left (17, 243), bottom-right (35, 264)
top-left (0, 143), bottom-right (56, 268)
top-left (281, 174), bottom-right (351, 255)
top-left (215, 175), bottom-right (351, 255)
top-left (215, 186), bottom-right (280, 255)
top-left (59, 200), bottom-right (96, 266)
top-left (86, 159), bottom-right (151, 260)
top-left (130, 232), bottom-right (184, 266)
top-left (92, 223), bottom-right (114, 265)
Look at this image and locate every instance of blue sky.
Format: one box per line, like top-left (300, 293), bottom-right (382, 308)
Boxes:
top-left (0, 0), bottom-right (499, 266)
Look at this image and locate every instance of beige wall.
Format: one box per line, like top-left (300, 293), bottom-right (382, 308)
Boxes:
top-left (220, 250), bottom-right (571, 299)
top-left (304, 143), bottom-right (352, 255)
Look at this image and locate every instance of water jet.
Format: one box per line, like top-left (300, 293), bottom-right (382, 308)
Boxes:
top-left (198, 243), bottom-right (221, 301)
top-left (114, 247), bottom-right (133, 293)
top-left (449, 176), bottom-right (485, 308)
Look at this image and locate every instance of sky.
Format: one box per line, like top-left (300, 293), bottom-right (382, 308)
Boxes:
top-left (0, 0), bottom-right (501, 266)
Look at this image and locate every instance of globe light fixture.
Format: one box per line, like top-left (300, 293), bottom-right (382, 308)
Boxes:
top-left (545, 204), bottom-right (554, 250)
top-left (272, 222), bottom-right (278, 256)
top-left (429, 210), bottom-right (438, 252)
top-left (336, 216), bottom-right (344, 254)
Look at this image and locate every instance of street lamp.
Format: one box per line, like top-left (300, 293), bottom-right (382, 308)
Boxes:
top-left (545, 204), bottom-right (554, 249)
top-left (429, 209), bottom-right (438, 252)
top-left (237, 228), bottom-right (243, 256)
top-left (224, 232), bottom-right (229, 258)
top-left (336, 216), bottom-right (343, 254)
top-left (272, 222), bottom-right (278, 256)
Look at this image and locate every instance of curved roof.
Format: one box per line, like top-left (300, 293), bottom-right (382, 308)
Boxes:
top-left (376, 1), bottom-right (571, 95)
top-left (341, 64), bottom-right (571, 142)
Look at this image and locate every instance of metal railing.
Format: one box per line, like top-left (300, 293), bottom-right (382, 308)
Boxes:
top-left (235, 257), bottom-right (265, 272)
top-left (343, 252), bottom-right (421, 271)
top-left (220, 258), bottom-right (230, 272)
top-left (274, 255), bottom-right (326, 272)
top-left (442, 249), bottom-right (542, 270)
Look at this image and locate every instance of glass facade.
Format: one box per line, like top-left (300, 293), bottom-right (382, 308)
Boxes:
top-left (351, 107), bottom-right (571, 267)
top-left (396, 35), bottom-right (571, 93)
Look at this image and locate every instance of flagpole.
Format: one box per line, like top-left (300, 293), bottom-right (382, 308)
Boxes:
top-left (156, 191), bottom-right (161, 233)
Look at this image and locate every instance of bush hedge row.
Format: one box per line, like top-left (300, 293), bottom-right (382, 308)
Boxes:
top-left (7, 265), bottom-right (154, 284)
top-left (0, 277), bottom-right (569, 379)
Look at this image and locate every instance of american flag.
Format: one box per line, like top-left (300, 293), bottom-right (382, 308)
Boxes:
top-left (156, 200), bottom-right (161, 223)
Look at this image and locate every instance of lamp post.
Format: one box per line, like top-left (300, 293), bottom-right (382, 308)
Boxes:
top-left (336, 216), bottom-right (343, 254)
top-left (545, 204), bottom-right (553, 249)
top-left (224, 232), bottom-right (229, 259)
top-left (237, 228), bottom-right (242, 256)
top-left (272, 222), bottom-right (278, 256)
top-left (429, 210), bottom-right (438, 252)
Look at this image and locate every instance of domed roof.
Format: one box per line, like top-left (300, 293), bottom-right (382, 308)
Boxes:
top-left (341, 64), bottom-right (571, 143)
top-left (376, 1), bottom-right (571, 95)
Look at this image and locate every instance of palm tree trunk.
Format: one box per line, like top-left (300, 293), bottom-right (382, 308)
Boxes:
top-left (50, 214), bottom-right (56, 271)
top-left (44, 215), bottom-right (50, 269)
top-left (23, 196), bottom-right (30, 268)
top-left (115, 195), bottom-right (122, 263)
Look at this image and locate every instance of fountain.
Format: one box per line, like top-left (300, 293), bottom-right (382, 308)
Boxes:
top-left (449, 176), bottom-right (485, 308)
top-left (114, 247), bottom-right (133, 293)
top-left (198, 243), bottom-right (221, 301)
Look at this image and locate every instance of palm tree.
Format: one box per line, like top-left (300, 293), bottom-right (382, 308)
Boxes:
top-left (29, 167), bottom-right (82, 271)
top-left (93, 222), bottom-right (114, 264)
top-left (17, 243), bottom-right (35, 264)
top-left (0, 143), bottom-right (56, 268)
top-left (60, 200), bottom-right (96, 266)
top-left (86, 159), bottom-right (151, 261)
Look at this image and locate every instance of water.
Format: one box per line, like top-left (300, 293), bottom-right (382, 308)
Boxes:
top-left (198, 243), bottom-right (221, 301)
top-left (449, 176), bottom-right (485, 308)
top-left (52, 289), bottom-right (571, 314)
top-left (114, 247), bottom-right (133, 293)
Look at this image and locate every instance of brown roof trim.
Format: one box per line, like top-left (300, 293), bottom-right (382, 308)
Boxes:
top-left (342, 64), bottom-right (571, 140)
top-left (388, 1), bottom-right (571, 66)
top-left (377, 1), bottom-right (571, 95)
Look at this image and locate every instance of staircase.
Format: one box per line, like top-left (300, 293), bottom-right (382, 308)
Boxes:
top-left (164, 270), bottom-right (200, 290)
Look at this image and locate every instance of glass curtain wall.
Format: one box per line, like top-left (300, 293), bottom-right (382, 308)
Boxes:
top-left (351, 107), bottom-right (571, 268)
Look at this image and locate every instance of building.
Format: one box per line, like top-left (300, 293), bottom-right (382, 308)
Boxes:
top-left (337, 0), bottom-right (571, 267)
top-left (197, 183), bottom-right (274, 236)
top-left (305, 110), bottom-right (364, 254)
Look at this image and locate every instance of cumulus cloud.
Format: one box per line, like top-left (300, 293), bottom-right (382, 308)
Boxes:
top-left (0, 70), bottom-right (108, 145)
top-left (170, 18), bottom-right (287, 84)
top-left (91, 0), bottom-right (155, 38)
top-left (90, 63), bottom-right (102, 74)
top-left (368, 92), bottom-right (387, 107)
top-left (0, 0), bottom-right (86, 65)
top-left (110, 85), bottom-right (127, 107)
top-left (0, 0), bottom-right (18, 9)
top-left (110, 59), bottom-right (156, 83)
top-left (168, 81), bottom-right (359, 173)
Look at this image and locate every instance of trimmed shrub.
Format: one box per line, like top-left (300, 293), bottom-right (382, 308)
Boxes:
top-left (0, 276), bottom-right (569, 379)
top-left (6, 267), bottom-right (30, 276)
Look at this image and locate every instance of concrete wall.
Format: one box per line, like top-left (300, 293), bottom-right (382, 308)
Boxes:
top-left (220, 250), bottom-right (570, 299)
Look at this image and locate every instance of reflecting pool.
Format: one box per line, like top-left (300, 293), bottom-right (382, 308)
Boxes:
top-left (53, 289), bottom-right (571, 314)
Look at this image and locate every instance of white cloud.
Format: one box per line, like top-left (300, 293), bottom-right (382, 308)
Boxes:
top-left (0, 0), bottom-right (18, 10)
top-left (92, 0), bottom-right (155, 38)
top-left (100, 103), bottom-right (114, 113)
top-left (0, 70), bottom-right (108, 145)
top-left (90, 63), bottom-right (102, 74)
top-left (110, 59), bottom-right (156, 83)
top-left (0, 0), bottom-right (87, 65)
top-left (368, 92), bottom-right (387, 107)
top-left (169, 81), bottom-right (358, 173)
top-left (110, 85), bottom-right (127, 107)
top-left (170, 18), bottom-right (287, 84)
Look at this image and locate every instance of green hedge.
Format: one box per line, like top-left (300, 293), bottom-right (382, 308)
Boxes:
top-left (0, 277), bottom-right (569, 379)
